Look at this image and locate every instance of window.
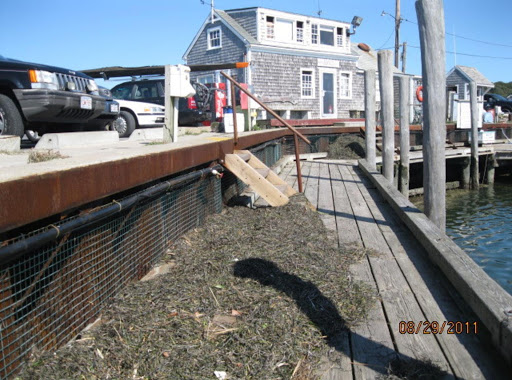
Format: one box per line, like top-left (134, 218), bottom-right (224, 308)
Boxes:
top-left (296, 21), bottom-right (304, 42)
top-left (337, 27), bottom-right (344, 47)
top-left (266, 16), bottom-right (275, 39)
top-left (207, 27), bottom-right (221, 49)
top-left (320, 25), bottom-right (334, 46)
top-left (301, 69), bottom-right (314, 98)
top-left (197, 74), bottom-right (215, 84)
top-left (311, 24), bottom-right (318, 44)
top-left (340, 72), bottom-right (352, 99)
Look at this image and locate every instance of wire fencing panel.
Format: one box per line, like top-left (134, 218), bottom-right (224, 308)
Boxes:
top-left (0, 175), bottom-right (221, 379)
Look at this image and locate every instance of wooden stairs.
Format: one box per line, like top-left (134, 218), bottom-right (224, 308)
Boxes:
top-left (223, 150), bottom-right (297, 207)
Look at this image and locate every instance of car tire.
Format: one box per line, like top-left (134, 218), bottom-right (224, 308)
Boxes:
top-left (0, 94), bottom-right (24, 137)
top-left (114, 111), bottom-right (136, 138)
top-left (25, 130), bottom-right (41, 142)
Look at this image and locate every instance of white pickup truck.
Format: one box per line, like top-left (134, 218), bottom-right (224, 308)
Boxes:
top-left (109, 98), bottom-right (164, 138)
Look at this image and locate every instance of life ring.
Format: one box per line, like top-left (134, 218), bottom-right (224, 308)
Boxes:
top-left (416, 86), bottom-right (423, 102)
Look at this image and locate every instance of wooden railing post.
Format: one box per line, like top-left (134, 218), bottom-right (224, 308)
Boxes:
top-left (220, 71), bottom-right (311, 193)
top-left (469, 80), bottom-right (479, 189)
top-left (416, 0), bottom-right (447, 230)
top-left (399, 75), bottom-right (410, 197)
top-left (364, 69), bottom-right (377, 170)
top-left (378, 50), bottom-right (395, 183)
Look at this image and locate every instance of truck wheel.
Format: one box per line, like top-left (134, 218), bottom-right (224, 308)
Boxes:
top-left (114, 111), bottom-right (136, 138)
top-left (0, 94), bottom-right (24, 137)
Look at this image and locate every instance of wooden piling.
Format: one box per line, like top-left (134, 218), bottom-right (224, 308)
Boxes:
top-left (461, 157), bottom-right (470, 189)
top-left (416, 0), bottom-right (447, 230)
top-left (469, 81), bottom-right (480, 189)
top-left (364, 69), bottom-right (377, 170)
top-left (487, 154), bottom-right (496, 185)
top-left (399, 75), bottom-right (411, 197)
top-left (378, 50), bottom-right (395, 183)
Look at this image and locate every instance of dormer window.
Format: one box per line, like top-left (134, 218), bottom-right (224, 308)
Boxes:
top-left (320, 25), bottom-right (334, 46)
top-left (296, 21), bottom-right (304, 43)
top-left (266, 16), bottom-right (275, 39)
top-left (207, 27), bottom-right (222, 50)
top-left (337, 27), bottom-right (344, 47)
top-left (311, 24), bottom-right (318, 44)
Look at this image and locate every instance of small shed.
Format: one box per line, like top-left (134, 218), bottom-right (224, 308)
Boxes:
top-left (446, 65), bottom-right (494, 128)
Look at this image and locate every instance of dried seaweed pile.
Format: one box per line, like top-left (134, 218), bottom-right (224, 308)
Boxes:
top-left (20, 194), bottom-right (375, 379)
top-left (327, 134), bottom-right (367, 159)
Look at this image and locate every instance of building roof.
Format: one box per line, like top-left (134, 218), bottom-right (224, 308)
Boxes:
top-left (449, 65), bottom-right (494, 88)
top-left (350, 43), bottom-right (402, 74)
top-left (225, 7), bottom-right (350, 25)
top-left (215, 10), bottom-right (258, 45)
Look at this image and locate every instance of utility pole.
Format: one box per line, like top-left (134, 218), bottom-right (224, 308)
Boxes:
top-left (395, 0), bottom-right (401, 68)
top-left (402, 42), bottom-right (407, 73)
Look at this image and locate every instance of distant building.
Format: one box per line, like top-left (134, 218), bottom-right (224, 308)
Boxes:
top-left (184, 7), bottom-right (399, 120)
top-left (446, 66), bottom-right (494, 128)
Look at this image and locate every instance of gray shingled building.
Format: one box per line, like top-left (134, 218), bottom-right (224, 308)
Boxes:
top-left (183, 7), bottom-right (381, 121)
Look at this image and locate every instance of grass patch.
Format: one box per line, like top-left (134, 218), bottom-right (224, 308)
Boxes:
top-left (20, 194), bottom-right (375, 379)
top-left (28, 149), bottom-right (67, 163)
top-left (327, 134), bottom-right (378, 160)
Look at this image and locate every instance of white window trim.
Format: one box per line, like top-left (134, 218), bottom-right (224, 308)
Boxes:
top-left (300, 68), bottom-right (315, 99)
top-left (339, 71), bottom-right (352, 99)
top-left (207, 26), bottom-right (222, 50)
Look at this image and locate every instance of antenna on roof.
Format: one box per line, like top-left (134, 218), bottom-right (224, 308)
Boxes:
top-left (200, 0), bottom-right (215, 23)
top-left (317, 0), bottom-right (322, 16)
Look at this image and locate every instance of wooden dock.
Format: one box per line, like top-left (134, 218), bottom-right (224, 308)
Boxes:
top-left (279, 159), bottom-right (509, 379)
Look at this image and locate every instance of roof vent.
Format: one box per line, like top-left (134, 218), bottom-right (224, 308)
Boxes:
top-left (358, 43), bottom-right (371, 52)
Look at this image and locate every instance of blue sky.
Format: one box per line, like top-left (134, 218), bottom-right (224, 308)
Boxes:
top-left (2, 0), bottom-right (511, 87)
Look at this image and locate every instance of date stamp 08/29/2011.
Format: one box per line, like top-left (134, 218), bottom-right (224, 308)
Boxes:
top-left (399, 321), bottom-right (479, 335)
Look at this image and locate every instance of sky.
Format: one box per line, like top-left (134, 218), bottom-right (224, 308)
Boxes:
top-left (2, 0), bottom-right (511, 88)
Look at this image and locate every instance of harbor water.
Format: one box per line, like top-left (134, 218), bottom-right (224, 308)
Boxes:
top-left (413, 183), bottom-right (512, 295)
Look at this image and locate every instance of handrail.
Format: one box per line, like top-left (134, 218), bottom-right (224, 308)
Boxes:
top-left (220, 71), bottom-right (310, 193)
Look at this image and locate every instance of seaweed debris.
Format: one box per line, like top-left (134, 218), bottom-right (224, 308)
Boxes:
top-left (20, 194), bottom-right (374, 379)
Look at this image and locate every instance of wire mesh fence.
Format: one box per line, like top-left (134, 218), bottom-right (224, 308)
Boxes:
top-left (0, 140), bottom-right (285, 379)
top-left (0, 172), bottom-right (221, 379)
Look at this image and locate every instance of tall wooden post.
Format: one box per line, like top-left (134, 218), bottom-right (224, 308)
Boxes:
top-left (402, 42), bottom-right (407, 73)
top-left (378, 50), bottom-right (395, 183)
top-left (364, 69), bottom-right (377, 170)
top-left (399, 75), bottom-right (410, 197)
top-left (395, 0), bottom-right (401, 68)
top-left (469, 80), bottom-right (480, 189)
top-left (416, 0), bottom-right (446, 230)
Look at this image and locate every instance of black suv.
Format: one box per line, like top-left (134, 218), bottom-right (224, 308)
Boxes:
top-left (0, 55), bottom-right (106, 138)
top-left (110, 79), bottom-right (211, 126)
top-left (483, 93), bottom-right (512, 113)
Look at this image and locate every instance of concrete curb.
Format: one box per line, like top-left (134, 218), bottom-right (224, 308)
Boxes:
top-left (35, 131), bottom-right (119, 150)
top-left (128, 128), bottom-right (163, 141)
top-left (358, 158), bottom-right (512, 365)
top-left (0, 136), bottom-right (21, 152)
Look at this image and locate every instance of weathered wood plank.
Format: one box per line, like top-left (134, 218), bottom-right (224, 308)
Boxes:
top-left (304, 162), bottom-right (320, 209)
top-left (317, 162), bottom-right (336, 233)
top-left (342, 164), bottom-right (452, 374)
top-left (354, 167), bottom-right (505, 379)
top-left (330, 162), bottom-right (362, 246)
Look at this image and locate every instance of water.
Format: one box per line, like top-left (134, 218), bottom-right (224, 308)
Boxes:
top-left (413, 184), bottom-right (512, 295)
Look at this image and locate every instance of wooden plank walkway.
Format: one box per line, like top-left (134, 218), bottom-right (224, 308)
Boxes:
top-left (280, 159), bottom-right (509, 380)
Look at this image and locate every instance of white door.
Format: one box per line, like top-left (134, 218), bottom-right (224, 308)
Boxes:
top-left (320, 69), bottom-right (337, 117)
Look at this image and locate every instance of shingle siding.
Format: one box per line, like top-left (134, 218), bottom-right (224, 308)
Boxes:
top-left (227, 10), bottom-right (258, 39)
top-left (446, 71), bottom-right (467, 100)
top-left (251, 52), bottom-right (363, 118)
top-left (187, 21), bottom-right (247, 83)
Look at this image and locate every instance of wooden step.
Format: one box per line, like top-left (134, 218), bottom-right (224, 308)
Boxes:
top-left (254, 168), bottom-right (270, 178)
top-left (223, 150), bottom-right (298, 207)
top-left (236, 152), bottom-right (251, 162)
